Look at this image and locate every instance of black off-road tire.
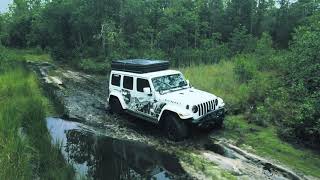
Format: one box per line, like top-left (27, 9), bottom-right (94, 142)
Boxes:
top-left (164, 114), bottom-right (189, 141)
top-left (109, 97), bottom-right (123, 114)
top-left (214, 118), bottom-right (224, 128)
top-left (198, 118), bottom-right (224, 133)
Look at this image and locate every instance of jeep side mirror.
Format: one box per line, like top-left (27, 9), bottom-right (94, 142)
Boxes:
top-left (143, 87), bottom-right (152, 96)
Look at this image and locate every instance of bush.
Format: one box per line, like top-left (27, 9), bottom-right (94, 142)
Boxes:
top-left (287, 14), bottom-right (320, 94)
top-left (277, 13), bottom-right (320, 147)
top-left (233, 55), bottom-right (258, 83)
top-left (248, 72), bottom-right (277, 104)
top-left (78, 58), bottom-right (110, 74)
top-left (0, 47), bottom-right (25, 72)
top-left (249, 105), bottom-right (270, 127)
top-left (244, 72), bottom-right (278, 126)
top-left (255, 32), bottom-right (275, 70)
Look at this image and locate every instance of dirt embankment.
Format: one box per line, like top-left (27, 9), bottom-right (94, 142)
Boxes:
top-left (28, 61), bottom-right (310, 180)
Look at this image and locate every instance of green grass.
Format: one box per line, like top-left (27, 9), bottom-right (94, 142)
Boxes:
top-left (1, 48), bottom-right (52, 62)
top-left (180, 62), bottom-right (320, 178)
top-left (221, 116), bottom-right (320, 177)
top-left (181, 61), bottom-right (250, 112)
top-left (0, 65), bottom-right (73, 179)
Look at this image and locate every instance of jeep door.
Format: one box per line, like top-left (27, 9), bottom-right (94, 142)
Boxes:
top-left (121, 75), bottom-right (134, 106)
top-left (131, 78), bottom-right (154, 118)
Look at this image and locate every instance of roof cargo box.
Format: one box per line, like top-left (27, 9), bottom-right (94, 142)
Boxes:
top-left (111, 59), bottom-right (169, 73)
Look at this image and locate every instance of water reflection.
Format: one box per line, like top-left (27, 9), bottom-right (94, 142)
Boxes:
top-left (46, 118), bottom-right (187, 180)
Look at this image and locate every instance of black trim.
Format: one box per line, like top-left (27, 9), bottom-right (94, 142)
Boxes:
top-left (192, 108), bottom-right (225, 127)
top-left (126, 110), bottom-right (158, 123)
top-left (111, 59), bottom-right (169, 73)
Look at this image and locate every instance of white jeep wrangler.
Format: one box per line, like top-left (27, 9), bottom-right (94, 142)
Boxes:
top-left (108, 59), bottom-right (225, 141)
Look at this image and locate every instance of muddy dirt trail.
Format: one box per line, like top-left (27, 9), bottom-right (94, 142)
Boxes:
top-left (29, 62), bottom-right (311, 180)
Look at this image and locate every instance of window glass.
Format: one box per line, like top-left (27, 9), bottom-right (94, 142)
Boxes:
top-left (152, 74), bottom-right (187, 92)
top-left (111, 74), bottom-right (121, 86)
top-left (123, 76), bottom-right (133, 90)
top-left (137, 78), bottom-right (150, 92)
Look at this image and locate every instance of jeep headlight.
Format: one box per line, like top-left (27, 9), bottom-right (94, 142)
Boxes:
top-left (192, 105), bottom-right (198, 113)
top-left (218, 97), bottom-right (225, 107)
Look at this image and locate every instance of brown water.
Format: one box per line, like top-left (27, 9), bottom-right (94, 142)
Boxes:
top-left (46, 117), bottom-right (189, 180)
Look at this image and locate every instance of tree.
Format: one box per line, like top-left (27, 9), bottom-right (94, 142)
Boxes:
top-left (0, 15), bottom-right (4, 45)
top-left (229, 26), bottom-right (256, 55)
top-left (288, 13), bottom-right (320, 95)
top-left (5, 0), bottom-right (32, 47)
top-left (273, 0), bottom-right (319, 48)
top-left (282, 13), bottom-right (320, 146)
top-left (253, 0), bottom-right (276, 36)
top-left (157, 0), bottom-right (199, 52)
top-left (223, 0), bottom-right (256, 39)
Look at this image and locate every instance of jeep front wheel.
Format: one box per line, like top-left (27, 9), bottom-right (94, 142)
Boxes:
top-left (164, 114), bottom-right (188, 141)
top-left (214, 118), bottom-right (224, 128)
top-left (109, 97), bottom-right (123, 114)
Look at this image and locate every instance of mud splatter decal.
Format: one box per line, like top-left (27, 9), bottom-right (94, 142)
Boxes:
top-left (121, 90), bottom-right (165, 118)
top-left (122, 89), bottom-right (131, 104)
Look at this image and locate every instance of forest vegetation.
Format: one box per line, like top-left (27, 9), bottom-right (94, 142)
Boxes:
top-left (0, 0), bottom-right (319, 178)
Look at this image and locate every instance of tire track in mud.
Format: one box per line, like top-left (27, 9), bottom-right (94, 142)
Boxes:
top-left (28, 62), bottom-right (309, 180)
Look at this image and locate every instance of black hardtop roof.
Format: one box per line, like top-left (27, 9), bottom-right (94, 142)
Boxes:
top-left (112, 59), bottom-right (169, 65)
top-left (111, 59), bottom-right (170, 73)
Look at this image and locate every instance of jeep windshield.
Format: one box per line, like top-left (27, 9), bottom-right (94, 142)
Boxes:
top-left (152, 73), bottom-right (188, 93)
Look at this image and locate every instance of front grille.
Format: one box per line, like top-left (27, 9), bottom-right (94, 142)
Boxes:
top-left (197, 100), bottom-right (216, 116)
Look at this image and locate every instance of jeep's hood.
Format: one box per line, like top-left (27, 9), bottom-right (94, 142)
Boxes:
top-left (158, 88), bottom-right (217, 105)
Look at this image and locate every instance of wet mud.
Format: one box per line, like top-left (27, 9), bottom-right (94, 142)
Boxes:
top-left (47, 117), bottom-right (189, 179)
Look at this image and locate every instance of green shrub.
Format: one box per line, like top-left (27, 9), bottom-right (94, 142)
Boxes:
top-left (255, 32), bottom-right (275, 70)
top-left (78, 58), bottom-right (110, 74)
top-left (279, 97), bottom-right (320, 147)
top-left (277, 14), bottom-right (320, 147)
top-left (233, 56), bottom-right (258, 83)
top-left (248, 72), bottom-right (277, 104)
top-left (249, 105), bottom-right (270, 127)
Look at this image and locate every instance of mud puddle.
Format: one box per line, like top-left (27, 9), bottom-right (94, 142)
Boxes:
top-left (46, 117), bottom-right (189, 180)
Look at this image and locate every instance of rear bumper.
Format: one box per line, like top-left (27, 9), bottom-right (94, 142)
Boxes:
top-left (191, 108), bottom-right (225, 128)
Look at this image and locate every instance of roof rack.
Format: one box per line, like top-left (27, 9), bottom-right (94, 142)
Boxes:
top-left (111, 59), bottom-right (170, 73)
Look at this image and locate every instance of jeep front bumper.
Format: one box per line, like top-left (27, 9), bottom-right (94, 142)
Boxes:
top-left (191, 108), bottom-right (225, 128)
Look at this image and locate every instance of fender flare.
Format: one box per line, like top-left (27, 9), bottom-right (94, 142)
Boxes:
top-left (158, 104), bottom-right (193, 121)
top-left (109, 91), bottom-right (127, 109)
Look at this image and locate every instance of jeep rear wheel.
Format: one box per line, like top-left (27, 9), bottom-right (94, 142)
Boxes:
top-left (164, 114), bottom-right (188, 141)
top-left (109, 97), bottom-right (123, 114)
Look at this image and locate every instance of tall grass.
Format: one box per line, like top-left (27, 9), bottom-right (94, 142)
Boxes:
top-left (0, 67), bottom-right (73, 179)
top-left (3, 48), bottom-right (52, 62)
top-left (181, 61), bottom-right (250, 113)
